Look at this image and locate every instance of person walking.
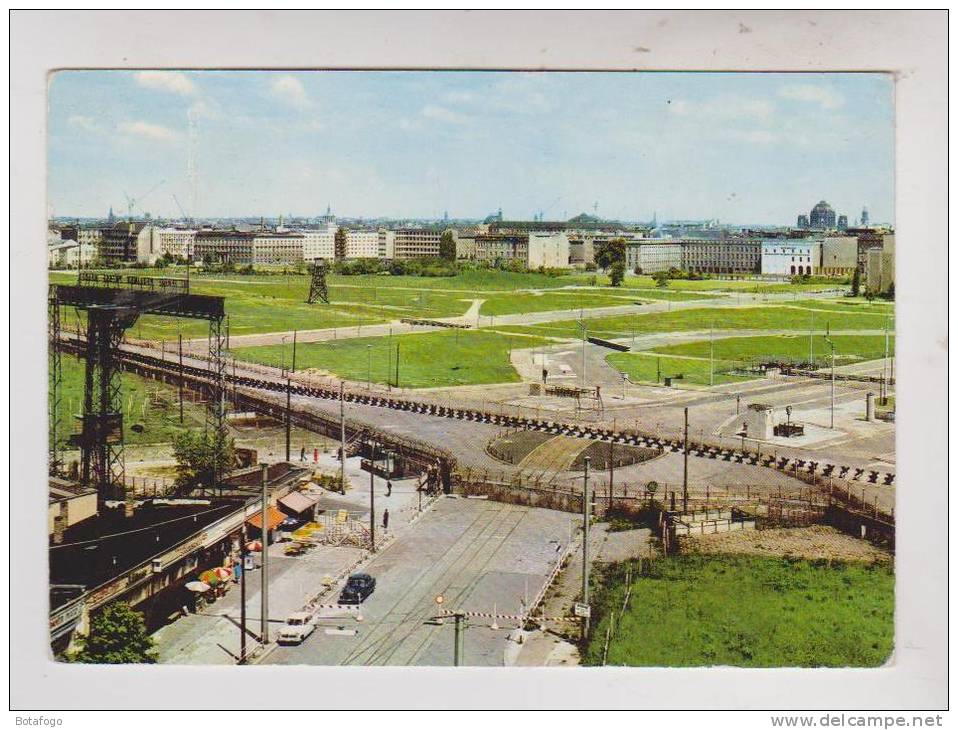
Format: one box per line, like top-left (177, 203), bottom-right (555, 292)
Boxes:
top-left (385, 480), bottom-right (392, 497)
top-left (300, 446), bottom-right (306, 462)
top-left (382, 509), bottom-right (390, 531)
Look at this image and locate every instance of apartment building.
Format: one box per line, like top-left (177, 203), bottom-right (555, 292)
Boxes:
top-left (193, 230), bottom-right (255, 264)
top-left (392, 229), bottom-right (441, 259)
top-left (760, 240), bottom-right (815, 276)
top-left (682, 240), bottom-right (761, 275)
top-left (252, 232), bottom-right (304, 265)
top-left (630, 241), bottom-right (683, 273)
top-left (154, 227), bottom-right (197, 259)
top-left (527, 231), bottom-right (571, 269)
top-left (302, 228), bottom-right (337, 262)
top-left (97, 222), bottom-right (158, 265)
top-left (344, 229), bottom-right (380, 259)
top-left (474, 233), bottom-right (528, 265)
top-left (864, 236), bottom-right (895, 294)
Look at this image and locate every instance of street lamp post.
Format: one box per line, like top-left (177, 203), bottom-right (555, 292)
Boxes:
top-left (367, 344), bottom-right (372, 390)
top-left (824, 334), bottom-right (836, 429)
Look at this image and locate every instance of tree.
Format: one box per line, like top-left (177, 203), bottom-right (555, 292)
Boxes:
top-left (72, 601), bottom-right (157, 664)
top-left (172, 429), bottom-right (236, 491)
top-left (439, 230), bottom-right (457, 262)
top-left (594, 237), bottom-right (626, 271)
top-left (851, 267), bottom-right (861, 297)
top-left (334, 227), bottom-right (347, 261)
top-left (609, 260), bottom-right (625, 287)
top-left (652, 270), bottom-right (670, 288)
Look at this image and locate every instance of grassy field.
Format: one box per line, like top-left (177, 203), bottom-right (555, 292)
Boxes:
top-left (607, 352), bottom-right (756, 387)
top-left (565, 273), bottom-right (849, 293)
top-left (498, 305), bottom-right (892, 341)
top-left (54, 354), bottom-right (206, 447)
top-left (50, 268), bottom-right (715, 339)
top-left (649, 334), bottom-right (895, 368)
top-left (583, 555), bottom-right (894, 667)
top-left (234, 328), bottom-right (554, 388)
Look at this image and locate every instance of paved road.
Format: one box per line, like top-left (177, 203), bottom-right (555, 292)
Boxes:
top-left (266, 498), bottom-right (573, 666)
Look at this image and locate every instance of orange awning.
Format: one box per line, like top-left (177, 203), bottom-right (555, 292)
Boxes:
top-left (246, 506), bottom-right (285, 531)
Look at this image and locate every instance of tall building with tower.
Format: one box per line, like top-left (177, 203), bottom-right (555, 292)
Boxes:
top-left (837, 215), bottom-right (848, 231)
top-left (861, 206), bottom-right (869, 227)
top-left (809, 200), bottom-right (836, 230)
top-left (797, 214), bottom-right (809, 229)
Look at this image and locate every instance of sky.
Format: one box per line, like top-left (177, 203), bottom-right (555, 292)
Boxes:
top-left (48, 71), bottom-right (894, 225)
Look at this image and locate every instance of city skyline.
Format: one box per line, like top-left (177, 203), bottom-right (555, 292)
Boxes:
top-left (48, 70), bottom-right (894, 225)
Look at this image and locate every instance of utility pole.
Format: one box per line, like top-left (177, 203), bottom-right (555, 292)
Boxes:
top-left (178, 334), bottom-right (184, 424)
top-left (824, 334), bottom-right (836, 429)
top-left (395, 342), bottom-right (401, 388)
top-left (284, 378), bottom-right (291, 462)
top-left (809, 312), bottom-right (814, 367)
top-left (453, 611), bottom-right (466, 666)
top-left (882, 317), bottom-right (890, 404)
top-left (369, 439), bottom-right (377, 553)
top-left (339, 382), bottom-right (347, 494)
top-left (239, 522), bottom-right (247, 664)
top-left (709, 320), bottom-right (714, 386)
top-left (682, 407), bottom-right (689, 512)
top-left (608, 420), bottom-right (615, 512)
top-left (581, 456), bottom-right (592, 639)
top-left (291, 330), bottom-right (297, 373)
top-left (260, 463), bottom-right (270, 646)
top-left (367, 345), bottom-right (372, 389)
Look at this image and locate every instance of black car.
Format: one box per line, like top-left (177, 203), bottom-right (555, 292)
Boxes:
top-left (338, 572), bottom-right (376, 604)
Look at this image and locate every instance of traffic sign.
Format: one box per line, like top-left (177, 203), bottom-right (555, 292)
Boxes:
top-left (573, 602), bottom-right (591, 619)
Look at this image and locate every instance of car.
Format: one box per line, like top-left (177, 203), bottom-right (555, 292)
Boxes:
top-left (338, 572), bottom-right (376, 604)
top-left (277, 612), bottom-right (316, 645)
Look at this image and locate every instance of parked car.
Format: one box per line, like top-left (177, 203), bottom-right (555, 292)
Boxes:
top-left (338, 573), bottom-right (376, 604)
top-left (277, 612), bottom-right (316, 645)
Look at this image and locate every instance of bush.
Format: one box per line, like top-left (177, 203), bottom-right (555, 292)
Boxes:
top-left (70, 601), bottom-right (157, 664)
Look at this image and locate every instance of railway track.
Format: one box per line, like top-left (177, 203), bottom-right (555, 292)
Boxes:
top-left (58, 338), bottom-right (896, 488)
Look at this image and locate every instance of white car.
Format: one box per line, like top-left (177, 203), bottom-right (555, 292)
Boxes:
top-left (277, 612), bottom-right (316, 645)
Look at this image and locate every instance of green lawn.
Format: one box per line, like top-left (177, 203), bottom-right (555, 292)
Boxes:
top-left (498, 305), bottom-right (892, 341)
top-left (607, 352), bottom-right (755, 387)
top-left (565, 273), bottom-right (848, 293)
top-left (650, 334), bottom-right (895, 369)
top-left (234, 329), bottom-right (555, 388)
top-left (583, 555), bottom-right (894, 667)
top-left (54, 354), bottom-right (206, 447)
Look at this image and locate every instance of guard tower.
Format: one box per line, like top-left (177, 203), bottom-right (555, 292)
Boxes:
top-left (50, 273), bottom-right (227, 502)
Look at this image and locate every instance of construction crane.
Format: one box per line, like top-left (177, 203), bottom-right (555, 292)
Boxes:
top-left (171, 193), bottom-right (191, 225)
top-left (122, 179), bottom-right (165, 221)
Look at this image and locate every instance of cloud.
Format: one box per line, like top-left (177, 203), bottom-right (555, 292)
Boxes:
top-left (133, 71), bottom-right (197, 96)
top-left (270, 75), bottom-right (310, 108)
top-left (778, 84), bottom-right (844, 110)
top-left (421, 104), bottom-right (467, 125)
top-left (668, 96), bottom-right (775, 121)
top-left (67, 114), bottom-right (98, 132)
top-left (118, 120), bottom-right (178, 142)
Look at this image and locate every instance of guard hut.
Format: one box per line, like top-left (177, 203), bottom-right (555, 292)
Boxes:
top-left (743, 403), bottom-right (774, 441)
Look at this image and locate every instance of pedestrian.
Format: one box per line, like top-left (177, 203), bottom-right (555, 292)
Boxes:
top-left (300, 445), bottom-right (306, 462)
top-left (386, 480), bottom-right (392, 497)
top-left (382, 508), bottom-right (390, 531)
top-left (542, 367), bottom-right (548, 384)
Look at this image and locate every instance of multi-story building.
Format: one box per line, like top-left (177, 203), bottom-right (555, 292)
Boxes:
top-left (48, 241), bottom-right (97, 268)
top-left (682, 240), bottom-right (761, 275)
top-left (819, 236), bottom-right (859, 276)
top-left (378, 229), bottom-right (395, 259)
top-left (527, 231), bottom-right (571, 269)
top-left (193, 230), bottom-right (254, 264)
top-left (343, 229), bottom-right (380, 259)
top-left (630, 241), bottom-right (683, 273)
top-left (302, 227), bottom-right (337, 262)
top-left (797, 214), bottom-right (810, 229)
top-left (852, 229), bottom-right (893, 271)
top-left (392, 229), bottom-right (442, 259)
top-left (154, 227), bottom-right (197, 260)
top-left (864, 236), bottom-right (894, 294)
top-left (252, 232), bottom-right (304, 265)
top-left (760, 240), bottom-right (815, 276)
top-left (97, 222), bottom-right (158, 265)
top-left (474, 233), bottom-right (528, 265)
top-left (452, 230), bottom-right (476, 260)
